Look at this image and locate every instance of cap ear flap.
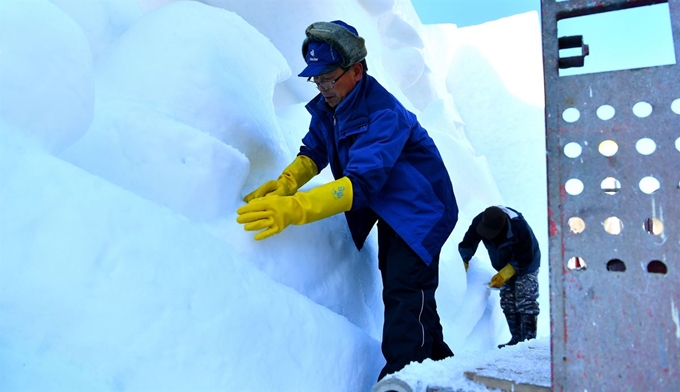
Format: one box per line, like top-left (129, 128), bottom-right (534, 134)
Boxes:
top-left (301, 37), bottom-right (311, 59)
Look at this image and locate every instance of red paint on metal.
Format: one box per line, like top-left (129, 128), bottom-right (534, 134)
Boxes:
top-left (548, 207), bottom-right (559, 237)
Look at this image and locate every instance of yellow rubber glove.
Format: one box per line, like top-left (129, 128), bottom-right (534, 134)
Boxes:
top-left (489, 263), bottom-right (516, 288)
top-left (237, 176), bottom-right (353, 240)
top-left (464, 262), bottom-right (469, 272)
top-left (243, 155), bottom-right (318, 202)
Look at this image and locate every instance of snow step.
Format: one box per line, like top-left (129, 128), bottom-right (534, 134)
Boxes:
top-left (461, 370), bottom-right (550, 392)
top-left (372, 372), bottom-right (550, 392)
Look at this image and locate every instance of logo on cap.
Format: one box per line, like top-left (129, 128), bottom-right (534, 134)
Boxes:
top-left (299, 41), bottom-right (342, 77)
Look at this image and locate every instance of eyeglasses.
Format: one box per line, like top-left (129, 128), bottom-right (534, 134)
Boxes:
top-left (307, 68), bottom-right (349, 90)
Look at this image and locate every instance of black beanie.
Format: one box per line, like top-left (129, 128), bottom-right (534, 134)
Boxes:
top-left (476, 206), bottom-right (507, 239)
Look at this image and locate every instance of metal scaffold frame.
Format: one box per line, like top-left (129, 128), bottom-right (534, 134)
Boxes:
top-left (541, 0), bottom-right (680, 390)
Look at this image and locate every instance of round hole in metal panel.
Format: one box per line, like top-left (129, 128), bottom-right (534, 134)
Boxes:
top-left (606, 259), bottom-right (626, 272)
top-left (600, 177), bottom-right (621, 195)
top-left (675, 137), bottom-right (680, 152)
top-left (564, 142), bottom-right (582, 158)
top-left (643, 218), bottom-right (664, 235)
top-left (647, 260), bottom-right (667, 274)
top-left (598, 140), bottom-right (618, 157)
top-left (632, 101), bottom-right (653, 118)
top-left (603, 216), bottom-right (623, 235)
top-left (562, 107), bottom-right (580, 123)
top-left (567, 217), bottom-right (586, 234)
top-left (635, 138), bottom-right (656, 155)
top-left (567, 256), bottom-right (587, 270)
top-left (639, 176), bottom-right (660, 194)
top-left (596, 104), bottom-right (615, 120)
top-left (565, 178), bottom-right (584, 195)
top-left (671, 98), bottom-right (680, 115)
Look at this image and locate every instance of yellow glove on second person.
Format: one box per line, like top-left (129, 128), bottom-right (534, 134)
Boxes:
top-left (243, 155), bottom-right (318, 202)
top-left (237, 176), bottom-right (353, 240)
top-left (489, 263), bottom-right (516, 288)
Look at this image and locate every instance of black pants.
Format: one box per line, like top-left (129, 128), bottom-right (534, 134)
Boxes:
top-left (377, 220), bottom-right (452, 380)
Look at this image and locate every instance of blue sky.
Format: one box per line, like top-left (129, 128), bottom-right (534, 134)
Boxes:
top-left (411, 0), bottom-right (538, 27)
top-left (411, 0), bottom-right (676, 75)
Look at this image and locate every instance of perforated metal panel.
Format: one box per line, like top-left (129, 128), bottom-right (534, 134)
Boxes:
top-left (542, 0), bottom-right (680, 390)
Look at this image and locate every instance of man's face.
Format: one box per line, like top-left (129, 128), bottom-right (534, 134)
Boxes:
top-left (313, 64), bottom-right (360, 108)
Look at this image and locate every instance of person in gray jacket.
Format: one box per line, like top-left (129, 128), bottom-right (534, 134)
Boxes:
top-left (458, 206), bottom-right (540, 348)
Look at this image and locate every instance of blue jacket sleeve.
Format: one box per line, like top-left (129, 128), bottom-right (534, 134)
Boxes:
top-left (299, 117), bottom-right (329, 173)
top-left (458, 214), bottom-right (483, 263)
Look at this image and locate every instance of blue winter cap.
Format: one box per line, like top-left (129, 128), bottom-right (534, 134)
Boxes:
top-left (330, 20), bottom-right (359, 36)
top-left (298, 41), bottom-right (342, 77)
top-left (299, 20), bottom-right (367, 77)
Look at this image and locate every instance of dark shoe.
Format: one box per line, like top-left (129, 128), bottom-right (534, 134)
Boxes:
top-left (520, 313), bottom-right (537, 341)
top-left (498, 338), bottom-right (520, 349)
top-left (498, 312), bottom-right (521, 349)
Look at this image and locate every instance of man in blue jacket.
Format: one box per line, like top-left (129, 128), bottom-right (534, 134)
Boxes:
top-left (458, 206), bottom-right (540, 348)
top-left (236, 20), bottom-right (459, 380)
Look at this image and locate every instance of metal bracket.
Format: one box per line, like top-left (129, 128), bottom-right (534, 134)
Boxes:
top-left (557, 35), bottom-right (589, 68)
